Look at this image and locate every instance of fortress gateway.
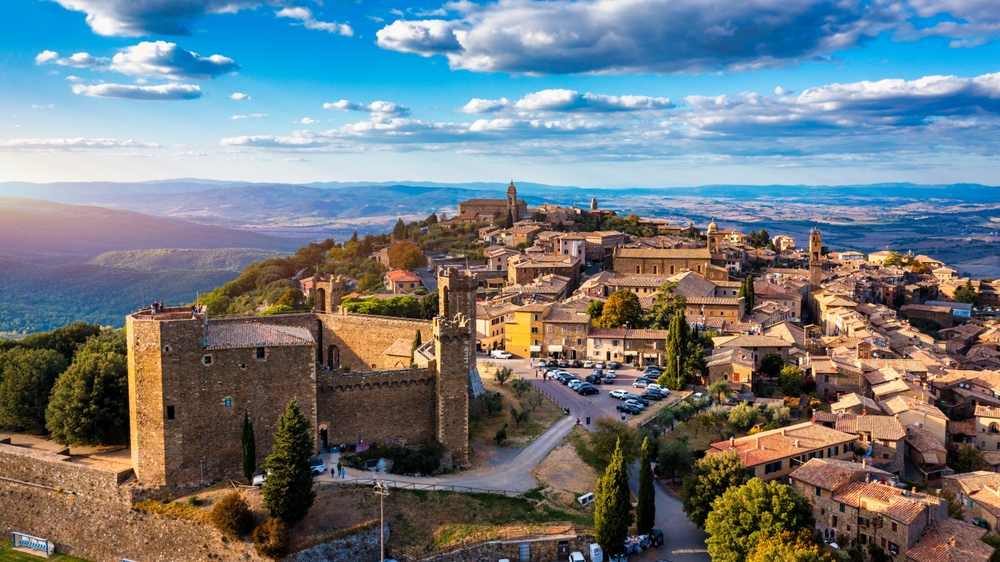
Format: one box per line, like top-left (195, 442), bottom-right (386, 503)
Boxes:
top-left (126, 269), bottom-right (480, 487)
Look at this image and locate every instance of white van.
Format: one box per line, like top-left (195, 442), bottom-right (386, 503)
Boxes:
top-left (490, 350), bottom-right (512, 359)
top-left (569, 553), bottom-right (586, 562)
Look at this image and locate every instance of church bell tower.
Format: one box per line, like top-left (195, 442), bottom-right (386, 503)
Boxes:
top-left (809, 228), bottom-right (823, 292)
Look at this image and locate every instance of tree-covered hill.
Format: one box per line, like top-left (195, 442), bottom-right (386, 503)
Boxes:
top-left (88, 248), bottom-right (287, 272)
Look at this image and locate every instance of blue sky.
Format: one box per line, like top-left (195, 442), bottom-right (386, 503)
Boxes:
top-left (2, 0), bottom-right (1000, 187)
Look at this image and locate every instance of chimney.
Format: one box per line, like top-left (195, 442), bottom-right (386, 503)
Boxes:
top-left (794, 438), bottom-right (800, 448)
top-left (781, 429), bottom-right (787, 436)
top-left (730, 436), bottom-right (735, 447)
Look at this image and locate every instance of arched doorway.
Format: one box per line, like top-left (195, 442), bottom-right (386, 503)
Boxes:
top-left (318, 423), bottom-right (330, 452)
top-left (315, 288), bottom-right (327, 312)
top-left (327, 345), bottom-right (339, 369)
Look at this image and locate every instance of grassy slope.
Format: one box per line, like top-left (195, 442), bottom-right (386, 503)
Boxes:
top-left (0, 259), bottom-right (236, 333)
top-left (87, 248), bottom-right (287, 272)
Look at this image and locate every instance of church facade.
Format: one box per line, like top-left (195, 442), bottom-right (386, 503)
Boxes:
top-left (456, 181), bottom-right (529, 222)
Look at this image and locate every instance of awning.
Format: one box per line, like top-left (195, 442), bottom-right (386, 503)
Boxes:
top-left (923, 452), bottom-right (939, 465)
top-left (548, 345), bottom-right (563, 352)
top-left (529, 345), bottom-right (542, 352)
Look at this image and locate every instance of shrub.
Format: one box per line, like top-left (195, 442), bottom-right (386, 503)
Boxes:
top-left (210, 492), bottom-right (255, 538)
top-left (253, 518), bottom-right (289, 560)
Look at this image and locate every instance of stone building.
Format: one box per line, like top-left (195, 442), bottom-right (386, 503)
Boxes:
top-left (127, 270), bottom-right (480, 487)
top-left (612, 246), bottom-right (728, 281)
top-left (456, 181), bottom-right (528, 222)
top-left (507, 253), bottom-right (582, 289)
top-left (707, 422), bottom-right (857, 481)
top-left (813, 412), bottom-right (906, 474)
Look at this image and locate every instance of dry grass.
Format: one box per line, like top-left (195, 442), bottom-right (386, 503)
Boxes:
top-left (0, 539), bottom-right (92, 562)
top-left (469, 363), bottom-right (565, 454)
top-left (533, 426), bottom-right (600, 508)
top-left (133, 499), bottom-right (209, 523)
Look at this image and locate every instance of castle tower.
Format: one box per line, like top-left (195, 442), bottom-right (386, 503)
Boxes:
top-left (312, 275), bottom-right (344, 314)
top-left (590, 197), bottom-right (598, 212)
top-left (507, 181), bottom-right (517, 220)
top-left (809, 228), bottom-right (823, 291)
top-left (707, 218), bottom-right (720, 254)
top-left (438, 268), bottom-right (484, 397)
top-left (434, 314), bottom-right (472, 468)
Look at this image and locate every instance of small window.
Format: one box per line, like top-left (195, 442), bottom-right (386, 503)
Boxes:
top-left (815, 486), bottom-right (821, 497)
top-left (839, 503), bottom-right (845, 513)
top-left (167, 405), bottom-right (175, 420)
top-left (203, 355), bottom-right (212, 365)
top-left (163, 345), bottom-right (171, 354)
top-left (890, 521), bottom-right (897, 532)
top-left (256, 347), bottom-right (266, 360)
top-left (531, 327), bottom-right (539, 334)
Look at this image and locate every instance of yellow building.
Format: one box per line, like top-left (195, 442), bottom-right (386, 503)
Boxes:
top-left (504, 303), bottom-right (547, 358)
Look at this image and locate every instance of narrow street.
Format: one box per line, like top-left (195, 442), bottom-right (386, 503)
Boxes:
top-left (629, 465), bottom-right (711, 562)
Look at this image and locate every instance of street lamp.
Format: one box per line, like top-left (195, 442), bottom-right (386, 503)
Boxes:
top-left (373, 480), bottom-right (390, 562)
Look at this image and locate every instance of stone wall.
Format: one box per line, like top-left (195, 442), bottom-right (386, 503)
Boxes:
top-left (418, 535), bottom-right (595, 562)
top-left (0, 444), bottom-right (133, 504)
top-left (316, 367), bottom-right (437, 447)
top-left (285, 524), bottom-right (386, 562)
top-left (320, 313), bottom-right (433, 371)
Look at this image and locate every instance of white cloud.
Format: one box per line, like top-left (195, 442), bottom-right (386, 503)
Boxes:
top-left (284, 157), bottom-right (310, 162)
top-left (324, 100), bottom-right (411, 118)
top-left (231, 113), bottom-right (268, 120)
top-left (71, 82), bottom-right (202, 101)
top-left (65, 76), bottom-right (84, 82)
top-left (298, 117), bottom-right (320, 124)
top-left (0, 137), bottom-right (159, 150)
top-left (458, 90), bottom-right (674, 113)
top-left (51, 0), bottom-right (263, 36)
top-left (35, 51), bottom-right (59, 64)
top-left (36, 50), bottom-right (107, 68)
top-left (276, 7), bottom-right (354, 37)
top-left (230, 92), bottom-right (251, 100)
top-left (458, 98), bottom-right (511, 114)
top-left (375, 0), bottom-right (1000, 75)
top-left (774, 86), bottom-right (793, 95)
top-left (31, 104), bottom-right (55, 109)
top-left (110, 41), bottom-right (238, 80)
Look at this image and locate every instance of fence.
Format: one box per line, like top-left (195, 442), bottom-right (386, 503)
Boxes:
top-left (322, 476), bottom-right (521, 497)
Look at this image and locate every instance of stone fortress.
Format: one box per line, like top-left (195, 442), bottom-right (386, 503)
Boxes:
top-left (127, 268), bottom-right (481, 487)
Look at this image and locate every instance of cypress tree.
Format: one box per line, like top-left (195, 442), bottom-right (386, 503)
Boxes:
top-left (594, 439), bottom-right (634, 553)
top-left (665, 311), bottom-right (688, 383)
top-left (738, 275), bottom-right (755, 310)
top-left (636, 436), bottom-right (656, 535)
top-left (504, 209), bottom-right (514, 229)
top-left (410, 330), bottom-right (422, 364)
top-left (242, 411), bottom-right (256, 484)
top-left (262, 399), bottom-right (316, 523)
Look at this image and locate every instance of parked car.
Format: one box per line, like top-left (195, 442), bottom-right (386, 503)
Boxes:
top-left (569, 553), bottom-right (586, 562)
top-left (604, 375), bottom-right (614, 384)
top-left (252, 471), bottom-right (270, 486)
top-left (578, 385), bottom-right (599, 396)
top-left (571, 359), bottom-right (584, 368)
top-left (558, 359), bottom-right (569, 368)
top-left (586, 374), bottom-right (602, 385)
top-left (646, 383), bottom-right (663, 392)
top-left (538, 360), bottom-right (549, 368)
top-left (625, 399), bottom-right (646, 410)
top-left (631, 396), bottom-right (650, 406)
top-left (608, 369), bottom-right (617, 377)
top-left (309, 457), bottom-right (325, 475)
top-left (607, 361), bottom-right (621, 370)
top-left (569, 380), bottom-right (585, 390)
top-left (632, 379), bottom-right (651, 388)
top-left (596, 361), bottom-right (606, 369)
top-left (584, 360), bottom-right (595, 368)
top-left (616, 402), bottom-right (641, 415)
top-left (609, 389), bottom-right (631, 400)
top-left (490, 350), bottom-right (513, 359)
top-left (640, 391), bottom-right (663, 401)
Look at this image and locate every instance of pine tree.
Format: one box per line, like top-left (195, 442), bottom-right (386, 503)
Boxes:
top-left (392, 218), bottom-right (407, 241)
top-left (636, 436), bottom-right (656, 535)
top-left (410, 330), bottom-right (422, 364)
top-left (242, 411), bottom-right (256, 484)
top-left (262, 399), bottom-right (316, 523)
top-left (504, 209), bottom-right (514, 229)
top-left (594, 439), bottom-right (634, 553)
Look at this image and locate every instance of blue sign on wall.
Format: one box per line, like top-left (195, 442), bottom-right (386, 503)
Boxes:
top-left (11, 532), bottom-right (54, 556)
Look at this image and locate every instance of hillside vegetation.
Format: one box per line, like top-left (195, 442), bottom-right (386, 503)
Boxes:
top-left (88, 248), bottom-right (287, 272)
top-left (0, 259), bottom-right (236, 333)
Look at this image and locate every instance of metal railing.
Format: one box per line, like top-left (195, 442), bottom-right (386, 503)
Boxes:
top-left (323, 476), bottom-right (521, 497)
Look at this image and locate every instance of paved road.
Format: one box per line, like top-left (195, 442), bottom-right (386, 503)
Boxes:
top-left (629, 466), bottom-right (711, 562)
top-left (317, 415), bottom-right (576, 493)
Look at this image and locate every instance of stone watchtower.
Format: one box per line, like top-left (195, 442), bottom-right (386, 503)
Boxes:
top-left (438, 268), bottom-right (485, 397)
top-left (506, 181), bottom-right (518, 220)
top-left (312, 274), bottom-right (345, 314)
top-left (434, 314), bottom-right (472, 468)
top-left (707, 218), bottom-right (720, 254)
top-left (590, 197), bottom-right (598, 212)
top-left (809, 228), bottom-right (823, 292)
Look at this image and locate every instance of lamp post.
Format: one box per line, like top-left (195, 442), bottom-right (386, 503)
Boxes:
top-left (373, 480), bottom-right (390, 562)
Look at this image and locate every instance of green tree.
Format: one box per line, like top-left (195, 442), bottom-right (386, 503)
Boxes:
top-left (644, 281), bottom-right (685, 329)
top-left (739, 275), bottom-right (756, 310)
top-left (211, 492), bottom-right (256, 539)
top-left (262, 398), bottom-right (316, 523)
top-left (495, 366), bottom-right (512, 386)
top-left (759, 352), bottom-right (785, 378)
top-left (656, 407), bottom-right (675, 431)
top-left (586, 300), bottom-right (605, 320)
top-left (708, 380), bottom-right (733, 404)
top-left (511, 377), bottom-right (532, 397)
top-left (503, 209), bottom-right (514, 229)
top-left (410, 330), bottom-right (422, 364)
top-left (510, 406), bottom-right (530, 428)
top-left (594, 439), bottom-right (634, 553)
top-left (657, 437), bottom-right (693, 481)
top-left (778, 366), bottom-right (806, 396)
top-left (593, 417), bottom-right (639, 465)
top-left (358, 272), bottom-right (384, 294)
top-left (636, 437), bottom-right (656, 535)
top-left (867, 543), bottom-right (893, 562)
top-left (242, 412), bottom-right (257, 484)
top-left (45, 330), bottom-right (129, 446)
top-left (392, 218), bottom-right (407, 241)
top-left (274, 288), bottom-right (306, 309)
top-left (705, 478), bottom-right (814, 562)
top-left (660, 311), bottom-right (689, 388)
top-left (419, 290), bottom-right (440, 319)
top-left (747, 530), bottom-right (829, 562)
top-left (682, 451), bottom-right (751, 528)
top-left (728, 401), bottom-right (758, 433)
top-left (954, 444), bottom-right (987, 473)
top-left (14, 322), bottom-right (101, 362)
top-left (388, 240), bottom-right (426, 271)
top-left (672, 401), bottom-right (695, 423)
top-left (0, 347), bottom-right (68, 428)
top-left (597, 290), bottom-right (645, 328)
top-left (955, 280), bottom-right (979, 304)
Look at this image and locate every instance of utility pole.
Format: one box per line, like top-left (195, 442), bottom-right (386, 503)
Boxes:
top-left (373, 480), bottom-right (389, 562)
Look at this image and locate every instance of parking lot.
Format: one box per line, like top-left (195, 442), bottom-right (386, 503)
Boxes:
top-left (482, 356), bottom-right (687, 430)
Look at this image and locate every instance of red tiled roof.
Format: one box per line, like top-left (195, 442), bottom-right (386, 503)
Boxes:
top-left (386, 270), bottom-right (422, 283)
top-left (707, 422), bottom-right (855, 467)
top-left (906, 518), bottom-right (992, 562)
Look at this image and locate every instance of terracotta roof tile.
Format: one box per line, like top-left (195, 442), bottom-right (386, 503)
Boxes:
top-left (790, 458), bottom-right (889, 491)
top-left (708, 422), bottom-right (855, 467)
top-left (206, 322), bottom-right (314, 350)
top-left (906, 518), bottom-right (992, 562)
